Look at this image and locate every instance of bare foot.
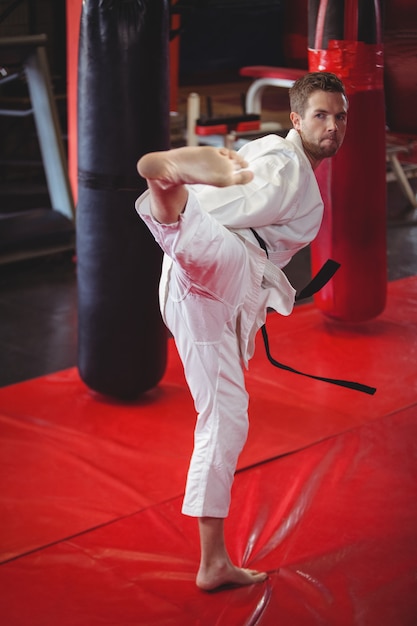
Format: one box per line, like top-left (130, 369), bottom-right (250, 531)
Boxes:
top-left (137, 146), bottom-right (254, 189)
top-left (196, 561), bottom-right (268, 592)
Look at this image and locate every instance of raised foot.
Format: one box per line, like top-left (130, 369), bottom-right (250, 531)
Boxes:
top-left (196, 564), bottom-right (268, 592)
top-left (137, 146), bottom-right (254, 189)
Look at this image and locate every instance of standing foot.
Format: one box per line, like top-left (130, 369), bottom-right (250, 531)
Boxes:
top-left (196, 561), bottom-right (268, 592)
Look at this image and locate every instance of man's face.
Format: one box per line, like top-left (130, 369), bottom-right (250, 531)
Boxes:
top-left (290, 90), bottom-right (348, 167)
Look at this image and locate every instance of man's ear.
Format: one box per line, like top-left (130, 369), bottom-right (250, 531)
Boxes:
top-left (290, 111), bottom-right (301, 130)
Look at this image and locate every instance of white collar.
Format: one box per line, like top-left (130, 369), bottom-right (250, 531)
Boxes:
top-left (286, 128), bottom-right (312, 168)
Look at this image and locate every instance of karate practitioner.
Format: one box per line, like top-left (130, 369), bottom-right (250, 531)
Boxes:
top-left (135, 72), bottom-right (348, 591)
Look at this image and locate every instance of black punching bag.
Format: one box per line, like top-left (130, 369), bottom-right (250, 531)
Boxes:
top-left (77, 0), bottom-right (169, 399)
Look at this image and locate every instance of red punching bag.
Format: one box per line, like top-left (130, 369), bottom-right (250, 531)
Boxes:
top-left (308, 0), bottom-right (387, 322)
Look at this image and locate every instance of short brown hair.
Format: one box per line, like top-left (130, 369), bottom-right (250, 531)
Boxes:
top-left (289, 72), bottom-right (347, 117)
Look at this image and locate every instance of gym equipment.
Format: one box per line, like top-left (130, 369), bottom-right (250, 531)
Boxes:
top-left (77, 0), bottom-right (170, 399)
top-left (308, 0), bottom-right (387, 322)
top-left (0, 35), bottom-right (75, 263)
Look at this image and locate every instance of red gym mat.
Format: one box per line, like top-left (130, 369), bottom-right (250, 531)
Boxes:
top-left (0, 277), bottom-right (416, 624)
top-left (1, 406), bottom-right (416, 625)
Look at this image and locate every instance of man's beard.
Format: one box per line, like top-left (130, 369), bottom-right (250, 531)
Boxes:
top-left (301, 134), bottom-right (341, 161)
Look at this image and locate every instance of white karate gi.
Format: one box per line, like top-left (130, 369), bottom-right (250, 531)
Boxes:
top-left (136, 130), bottom-right (323, 518)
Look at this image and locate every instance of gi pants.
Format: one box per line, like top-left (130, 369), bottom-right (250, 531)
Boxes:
top-left (137, 190), bottom-right (295, 518)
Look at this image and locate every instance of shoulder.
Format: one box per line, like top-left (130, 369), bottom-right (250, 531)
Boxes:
top-left (237, 133), bottom-right (312, 193)
top-left (238, 131), bottom-right (310, 173)
top-left (237, 134), bottom-right (295, 161)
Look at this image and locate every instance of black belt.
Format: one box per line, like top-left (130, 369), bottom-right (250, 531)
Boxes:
top-left (250, 229), bottom-right (376, 395)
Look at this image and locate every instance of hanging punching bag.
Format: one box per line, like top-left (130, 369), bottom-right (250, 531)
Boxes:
top-left (77, 0), bottom-right (169, 399)
top-left (308, 0), bottom-right (387, 322)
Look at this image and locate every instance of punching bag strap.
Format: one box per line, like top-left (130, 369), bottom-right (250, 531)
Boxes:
top-left (250, 229), bottom-right (377, 396)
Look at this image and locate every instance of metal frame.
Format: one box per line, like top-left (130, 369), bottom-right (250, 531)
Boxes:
top-left (0, 34), bottom-right (75, 221)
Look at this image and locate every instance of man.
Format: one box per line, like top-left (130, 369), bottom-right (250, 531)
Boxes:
top-left (135, 72), bottom-right (348, 591)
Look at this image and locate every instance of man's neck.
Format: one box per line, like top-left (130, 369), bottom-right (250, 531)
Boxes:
top-left (303, 147), bottom-right (321, 171)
